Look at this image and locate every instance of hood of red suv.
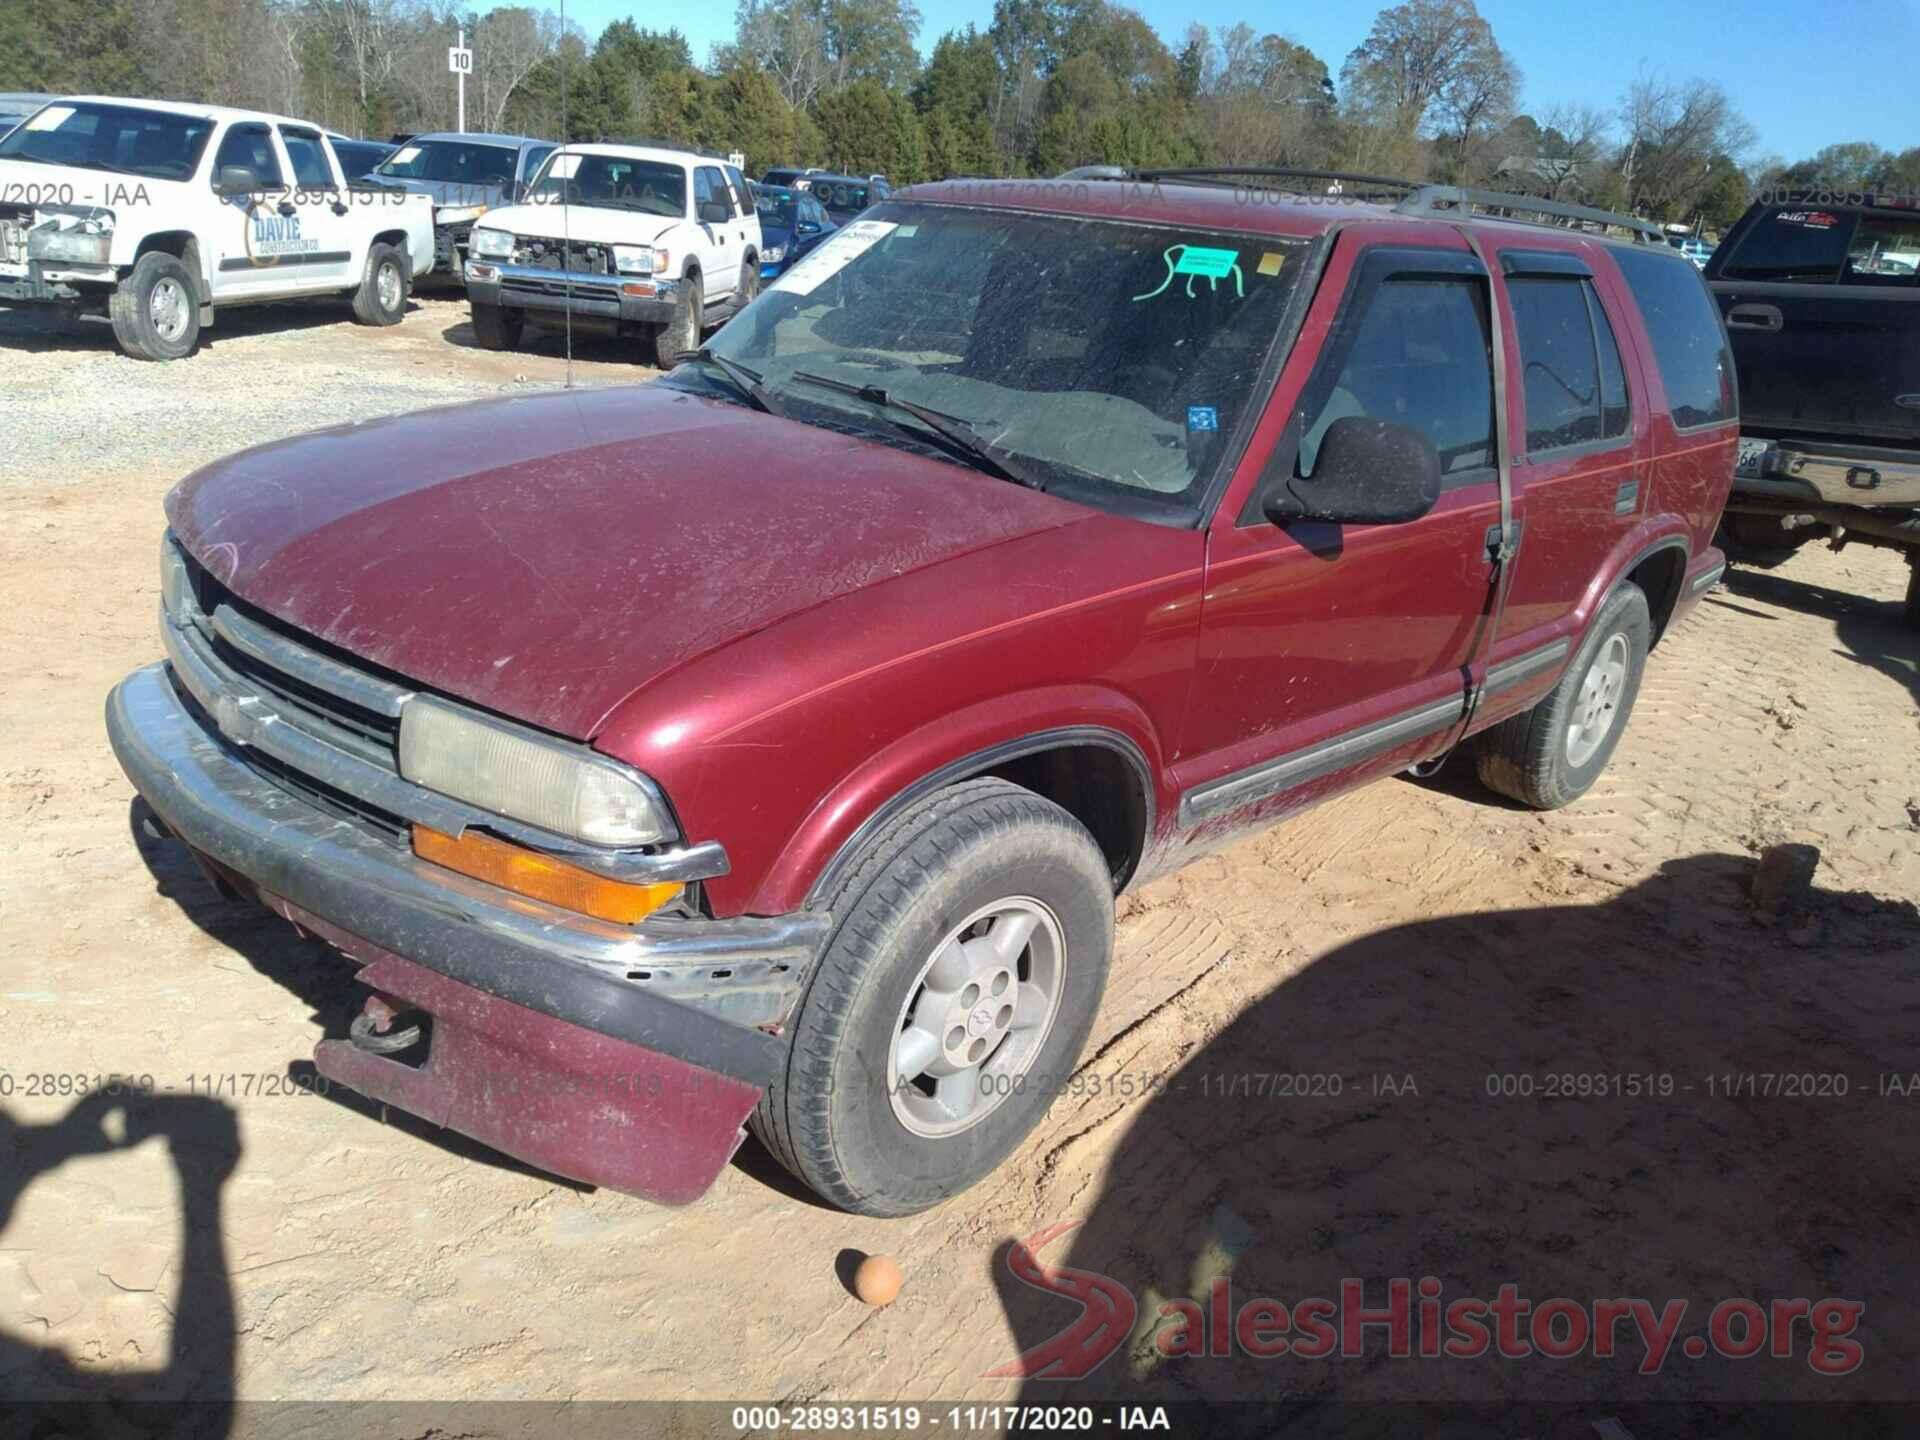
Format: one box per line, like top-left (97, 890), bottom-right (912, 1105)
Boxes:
top-left (166, 384), bottom-right (1089, 739)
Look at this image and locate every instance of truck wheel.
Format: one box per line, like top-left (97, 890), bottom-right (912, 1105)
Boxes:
top-left (1475, 582), bottom-right (1651, 810)
top-left (751, 777), bottom-right (1113, 1216)
top-left (108, 252), bottom-right (200, 362)
top-left (469, 300), bottom-right (521, 351)
top-left (737, 257), bottom-right (759, 310)
top-left (653, 272), bottom-right (700, 368)
top-left (1718, 513), bottom-right (1810, 569)
top-left (1905, 560), bottom-right (1919, 632)
top-left (351, 243), bottom-right (408, 326)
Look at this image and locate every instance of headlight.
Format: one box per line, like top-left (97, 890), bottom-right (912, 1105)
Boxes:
top-left (762, 244), bottom-right (786, 263)
top-left (469, 226), bottom-right (514, 259)
top-left (160, 533), bottom-right (192, 619)
top-left (29, 213), bottom-right (114, 265)
top-left (613, 244), bottom-right (658, 275)
top-left (398, 696), bottom-right (675, 847)
top-left (437, 204), bottom-right (487, 225)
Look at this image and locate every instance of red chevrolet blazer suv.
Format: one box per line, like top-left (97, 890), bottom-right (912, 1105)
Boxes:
top-left (109, 173), bottom-right (1738, 1215)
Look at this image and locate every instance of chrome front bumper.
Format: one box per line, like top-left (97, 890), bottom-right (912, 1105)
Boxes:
top-left (107, 662), bottom-right (825, 1085)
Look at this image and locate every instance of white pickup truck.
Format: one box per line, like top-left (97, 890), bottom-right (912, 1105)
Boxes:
top-left (0, 96), bottom-right (435, 360)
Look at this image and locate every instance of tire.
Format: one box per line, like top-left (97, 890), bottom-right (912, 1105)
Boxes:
top-left (1718, 513), bottom-right (1811, 569)
top-left (1475, 582), bottom-right (1652, 810)
top-left (751, 777), bottom-right (1114, 1216)
top-left (737, 256), bottom-right (759, 312)
top-left (351, 243), bottom-right (408, 326)
top-left (108, 252), bottom-right (200, 361)
top-left (653, 271), bottom-right (700, 367)
top-left (1905, 560), bottom-right (1919, 632)
top-left (469, 300), bottom-right (521, 351)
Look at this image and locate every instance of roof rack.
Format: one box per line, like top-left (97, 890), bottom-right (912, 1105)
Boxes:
top-left (1060, 165), bottom-right (1422, 203)
top-left (1395, 186), bottom-right (1663, 243)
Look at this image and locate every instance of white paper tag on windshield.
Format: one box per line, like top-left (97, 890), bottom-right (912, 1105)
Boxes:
top-left (390, 143), bottom-right (423, 165)
top-left (769, 219), bottom-right (897, 297)
top-left (23, 105), bottom-right (75, 132)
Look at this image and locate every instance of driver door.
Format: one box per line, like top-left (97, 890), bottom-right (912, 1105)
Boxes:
top-left (205, 121), bottom-right (292, 299)
top-left (693, 165), bottom-right (739, 300)
top-left (1178, 238), bottom-right (1515, 836)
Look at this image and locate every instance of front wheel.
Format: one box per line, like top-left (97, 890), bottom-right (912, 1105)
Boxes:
top-left (351, 243), bottom-right (408, 326)
top-left (469, 300), bottom-right (521, 351)
top-left (736, 257), bottom-right (759, 312)
top-left (653, 272), bottom-right (700, 368)
top-left (751, 778), bottom-right (1114, 1216)
top-left (108, 252), bottom-right (200, 361)
top-left (1475, 581), bottom-right (1651, 809)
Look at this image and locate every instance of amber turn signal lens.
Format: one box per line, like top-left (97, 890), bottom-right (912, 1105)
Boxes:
top-left (412, 825), bottom-right (681, 924)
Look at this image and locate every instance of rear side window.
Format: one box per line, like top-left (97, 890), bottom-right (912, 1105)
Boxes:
top-left (279, 127), bottom-right (333, 188)
top-left (1507, 276), bottom-right (1633, 453)
top-left (1301, 277), bottom-right (1494, 481)
top-left (1720, 207), bottom-right (1853, 283)
top-left (1844, 213), bottom-right (1920, 286)
top-left (1589, 287), bottom-right (1631, 439)
top-left (1613, 248), bottom-right (1736, 430)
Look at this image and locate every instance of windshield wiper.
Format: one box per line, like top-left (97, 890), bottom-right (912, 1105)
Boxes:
top-left (692, 349), bottom-right (787, 418)
top-left (788, 371), bottom-right (1047, 491)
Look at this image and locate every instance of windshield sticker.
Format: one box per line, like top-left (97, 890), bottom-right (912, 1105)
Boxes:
top-left (23, 106), bottom-right (76, 132)
top-left (895, 224), bottom-right (918, 237)
top-left (1257, 251), bottom-right (1285, 277)
top-left (1187, 405), bottom-right (1219, 432)
top-left (1134, 244), bottom-right (1244, 302)
top-left (545, 151), bottom-right (582, 179)
top-left (390, 143), bottom-right (423, 165)
top-left (769, 219), bottom-right (898, 297)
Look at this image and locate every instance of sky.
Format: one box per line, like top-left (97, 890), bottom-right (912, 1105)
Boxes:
top-left (506, 0), bottom-right (1919, 164)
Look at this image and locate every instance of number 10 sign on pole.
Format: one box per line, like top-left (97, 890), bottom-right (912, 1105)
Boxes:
top-left (449, 31), bottom-right (473, 132)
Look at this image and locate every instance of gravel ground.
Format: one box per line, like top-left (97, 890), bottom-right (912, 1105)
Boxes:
top-left (0, 293), bottom-right (649, 487)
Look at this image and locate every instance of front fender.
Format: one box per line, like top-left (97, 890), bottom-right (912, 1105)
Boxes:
top-left (749, 685), bottom-right (1170, 917)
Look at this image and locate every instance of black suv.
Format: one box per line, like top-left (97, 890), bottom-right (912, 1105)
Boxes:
top-left (1705, 193), bottom-right (1920, 624)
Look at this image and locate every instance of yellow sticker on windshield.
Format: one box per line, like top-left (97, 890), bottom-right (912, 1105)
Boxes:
top-left (1257, 251), bottom-right (1284, 277)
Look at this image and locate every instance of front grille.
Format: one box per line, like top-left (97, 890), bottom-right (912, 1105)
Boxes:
top-left (510, 235), bottom-right (612, 274)
top-left (176, 551), bottom-right (412, 840)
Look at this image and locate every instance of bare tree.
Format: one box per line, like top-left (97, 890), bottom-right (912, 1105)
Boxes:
top-left (1532, 101), bottom-right (1610, 199)
top-left (316, 0), bottom-right (402, 130)
top-left (1617, 70), bottom-right (1755, 218)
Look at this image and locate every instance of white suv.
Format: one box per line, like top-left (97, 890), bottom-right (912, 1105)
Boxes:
top-left (463, 142), bottom-right (761, 367)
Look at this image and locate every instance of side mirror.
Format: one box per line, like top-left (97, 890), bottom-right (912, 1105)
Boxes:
top-left (1265, 416), bottom-right (1443, 527)
top-left (214, 165), bottom-right (260, 197)
top-left (699, 200), bottom-right (730, 225)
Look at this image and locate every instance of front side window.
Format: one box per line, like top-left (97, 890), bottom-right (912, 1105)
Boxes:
top-left (375, 140), bottom-right (517, 186)
top-left (527, 153), bottom-right (686, 217)
top-left (1720, 206), bottom-right (1854, 283)
top-left (689, 204), bottom-right (1309, 519)
top-left (1299, 277), bottom-right (1494, 480)
top-left (1843, 214), bottom-right (1920, 285)
top-left (1613, 247), bottom-right (1736, 429)
top-left (279, 127), bottom-right (334, 188)
top-left (520, 145), bottom-right (556, 181)
top-left (0, 101), bottom-right (213, 181)
top-left (214, 123), bottom-right (283, 189)
top-left (695, 166), bottom-right (729, 217)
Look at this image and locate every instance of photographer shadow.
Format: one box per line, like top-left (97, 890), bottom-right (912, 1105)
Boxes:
top-left (0, 1090), bottom-right (238, 1434)
top-left (995, 853), bottom-right (1919, 1436)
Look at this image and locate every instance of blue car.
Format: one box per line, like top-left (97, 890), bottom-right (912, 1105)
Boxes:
top-left (756, 184), bottom-right (837, 280)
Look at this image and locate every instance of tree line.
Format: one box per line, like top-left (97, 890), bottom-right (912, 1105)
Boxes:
top-left (5, 0), bottom-right (1915, 232)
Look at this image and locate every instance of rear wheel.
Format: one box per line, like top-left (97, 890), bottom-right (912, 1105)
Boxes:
top-left (469, 300), bottom-right (522, 351)
top-left (108, 252), bottom-right (200, 362)
top-left (737, 257), bottom-right (759, 311)
top-left (751, 778), bottom-right (1113, 1216)
top-left (1905, 558), bottom-right (1919, 631)
top-left (1476, 582), bottom-right (1651, 809)
top-left (351, 243), bottom-right (408, 326)
top-left (653, 271), bottom-right (701, 368)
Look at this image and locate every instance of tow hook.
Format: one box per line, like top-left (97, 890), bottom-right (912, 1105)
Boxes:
top-left (349, 993), bottom-right (425, 1056)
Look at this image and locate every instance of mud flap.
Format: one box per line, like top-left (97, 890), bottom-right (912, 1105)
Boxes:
top-left (314, 952), bottom-right (763, 1207)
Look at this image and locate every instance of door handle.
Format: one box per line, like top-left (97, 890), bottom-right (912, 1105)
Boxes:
top-left (277, 200), bottom-right (297, 217)
top-left (332, 201), bottom-right (349, 216)
top-left (1726, 302), bottom-right (1782, 331)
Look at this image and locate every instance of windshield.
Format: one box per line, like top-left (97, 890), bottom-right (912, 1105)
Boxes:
top-left (757, 190), bottom-right (797, 228)
top-left (815, 179), bottom-right (871, 212)
top-left (527, 152), bottom-right (685, 217)
top-left (688, 202), bottom-right (1307, 518)
top-left (375, 139), bottom-right (516, 186)
top-left (0, 101), bottom-right (214, 180)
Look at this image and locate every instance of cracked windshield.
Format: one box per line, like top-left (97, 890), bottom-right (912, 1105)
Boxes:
top-left (690, 202), bottom-right (1306, 512)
